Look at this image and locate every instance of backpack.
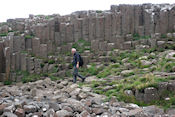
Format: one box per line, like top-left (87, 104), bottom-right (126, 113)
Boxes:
top-left (79, 54), bottom-right (84, 67)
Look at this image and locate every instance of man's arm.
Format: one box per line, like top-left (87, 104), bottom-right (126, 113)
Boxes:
top-left (76, 54), bottom-right (80, 68)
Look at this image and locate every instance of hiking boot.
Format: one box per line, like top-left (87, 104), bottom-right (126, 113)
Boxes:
top-left (82, 77), bottom-right (86, 82)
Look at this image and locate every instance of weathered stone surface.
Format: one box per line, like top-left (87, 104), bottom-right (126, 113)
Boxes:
top-left (39, 44), bottom-right (47, 58)
top-left (20, 53), bottom-right (27, 71)
top-left (23, 105), bottom-right (37, 114)
top-left (66, 98), bottom-right (87, 112)
top-left (1, 112), bottom-right (17, 117)
top-left (14, 108), bottom-right (25, 117)
top-left (34, 59), bottom-right (42, 74)
top-left (144, 87), bottom-right (159, 103)
top-left (55, 110), bottom-right (73, 117)
top-left (32, 37), bottom-right (40, 57)
top-left (123, 41), bottom-right (133, 50)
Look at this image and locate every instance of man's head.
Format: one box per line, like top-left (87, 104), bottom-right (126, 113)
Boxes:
top-left (71, 48), bottom-right (76, 54)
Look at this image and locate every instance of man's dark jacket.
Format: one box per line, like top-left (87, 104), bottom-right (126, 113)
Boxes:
top-left (72, 52), bottom-right (80, 67)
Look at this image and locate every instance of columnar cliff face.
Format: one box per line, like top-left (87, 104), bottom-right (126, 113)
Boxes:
top-left (0, 4), bottom-right (175, 80)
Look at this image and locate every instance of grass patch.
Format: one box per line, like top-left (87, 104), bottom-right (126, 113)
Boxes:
top-left (48, 59), bottom-right (55, 64)
top-left (3, 80), bottom-right (12, 85)
top-left (164, 62), bottom-right (175, 72)
top-left (133, 33), bottom-right (151, 41)
top-left (0, 33), bottom-right (8, 37)
top-left (72, 39), bottom-right (91, 53)
top-left (161, 34), bottom-right (167, 38)
top-left (25, 35), bottom-right (33, 39)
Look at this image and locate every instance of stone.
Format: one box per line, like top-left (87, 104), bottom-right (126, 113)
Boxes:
top-left (20, 53), bottom-right (27, 71)
top-left (32, 37), bottom-right (40, 56)
top-left (39, 44), bottom-right (47, 58)
top-left (78, 92), bottom-right (88, 99)
top-left (121, 70), bottom-right (134, 77)
top-left (157, 41), bottom-right (166, 48)
top-left (66, 98), bottom-right (87, 112)
top-left (165, 51), bottom-right (175, 60)
top-left (70, 88), bottom-right (81, 97)
top-left (91, 40), bottom-right (99, 52)
top-left (107, 43), bottom-right (115, 51)
top-left (140, 60), bottom-right (152, 66)
top-left (62, 106), bottom-right (73, 113)
top-left (85, 76), bottom-right (98, 82)
top-left (1, 112), bottom-right (17, 117)
top-left (124, 108), bottom-right (143, 117)
top-left (167, 108), bottom-right (175, 115)
top-left (34, 59), bottom-right (42, 74)
top-left (148, 39), bottom-right (157, 48)
top-left (99, 41), bottom-right (107, 51)
top-left (0, 104), bottom-right (6, 115)
top-left (55, 110), bottom-right (73, 117)
top-left (167, 33), bottom-right (173, 38)
top-left (4, 105), bottom-right (15, 113)
top-left (123, 41), bottom-right (133, 50)
top-left (96, 17), bottom-right (105, 41)
top-left (23, 105), bottom-right (37, 114)
top-left (135, 89), bottom-right (144, 102)
top-left (26, 57), bottom-right (35, 74)
top-left (144, 87), bottom-right (159, 103)
top-left (25, 38), bottom-right (32, 50)
top-left (14, 108), bottom-right (25, 117)
top-left (48, 64), bottom-right (55, 73)
top-left (143, 105), bottom-right (164, 115)
top-left (82, 87), bottom-right (92, 92)
top-left (124, 90), bottom-right (134, 97)
top-left (92, 108), bottom-right (105, 115)
top-left (80, 110), bottom-right (91, 117)
top-left (49, 102), bottom-right (61, 111)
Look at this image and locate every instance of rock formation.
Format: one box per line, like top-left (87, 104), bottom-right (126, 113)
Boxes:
top-left (0, 4), bottom-right (175, 81)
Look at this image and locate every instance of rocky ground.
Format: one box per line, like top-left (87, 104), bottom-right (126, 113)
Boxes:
top-left (0, 77), bottom-right (175, 117)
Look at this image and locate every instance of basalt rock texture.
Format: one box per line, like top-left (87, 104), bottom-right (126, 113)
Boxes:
top-left (0, 4), bottom-right (175, 84)
top-left (0, 78), bottom-right (173, 117)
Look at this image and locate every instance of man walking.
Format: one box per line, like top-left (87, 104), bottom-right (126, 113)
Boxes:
top-left (71, 48), bottom-right (85, 83)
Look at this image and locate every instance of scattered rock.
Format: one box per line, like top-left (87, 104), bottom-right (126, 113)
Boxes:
top-left (55, 110), bottom-right (73, 117)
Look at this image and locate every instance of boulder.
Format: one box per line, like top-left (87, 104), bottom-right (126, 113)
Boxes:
top-left (66, 98), bottom-right (88, 112)
top-left (144, 87), bottom-right (159, 103)
top-left (1, 112), bottom-right (17, 117)
top-left (23, 105), bottom-right (37, 114)
top-left (55, 110), bottom-right (73, 117)
top-left (14, 108), bottom-right (25, 117)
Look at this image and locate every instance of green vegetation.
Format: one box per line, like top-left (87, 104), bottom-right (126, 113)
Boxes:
top-left (96, 10), bottom-right (103, 13)
top-left (3, 80), bottom-right (12, 85)
top-left (161, 34), bottom-right (167, 38)
top-left (48, 59), bottom-right (55, 64)
top-left (79, 73), bottom-right (175, 108)
top-left (45, 16), bottom-right (53, 19)
top-left (0, 33), bottom-right (8, 37)
top-left (133, 33), bottom-right (151, 41)
top-left (25, 35), bottom-right (33, 39)
top-left (40, 63), bottom-right (44, 68)
top-left (173, 54), bottom-right (175, 58)
top-left (72, 39), bottom-right (91, 53)
top-left (164, 62), bottom-right (175, 72)
top-left (14, 70), bottom-right (62, 83)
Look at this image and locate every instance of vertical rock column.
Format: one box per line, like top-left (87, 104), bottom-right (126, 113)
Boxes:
top-left (73, 18), bottom-right (83, 42)
top-left (89, 17), bottom-right (96, 41)
top-left (5, 47), bottom-right (10, 81)
top-left (0, 41), bottom-right (5, 74)
top-left (65, 24), bottom-right (74, 43)
top-left (95, 17), bottom-right (105, 41)
top-left (104, 13), bottom-right (112, 42)
top-left (82, 17), bottom-right (89, 41)
top-left (32, 37), bottom-right (40, 57)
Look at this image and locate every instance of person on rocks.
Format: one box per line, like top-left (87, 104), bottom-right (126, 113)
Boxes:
top-left (71, 48), bottom-right (85, 83)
